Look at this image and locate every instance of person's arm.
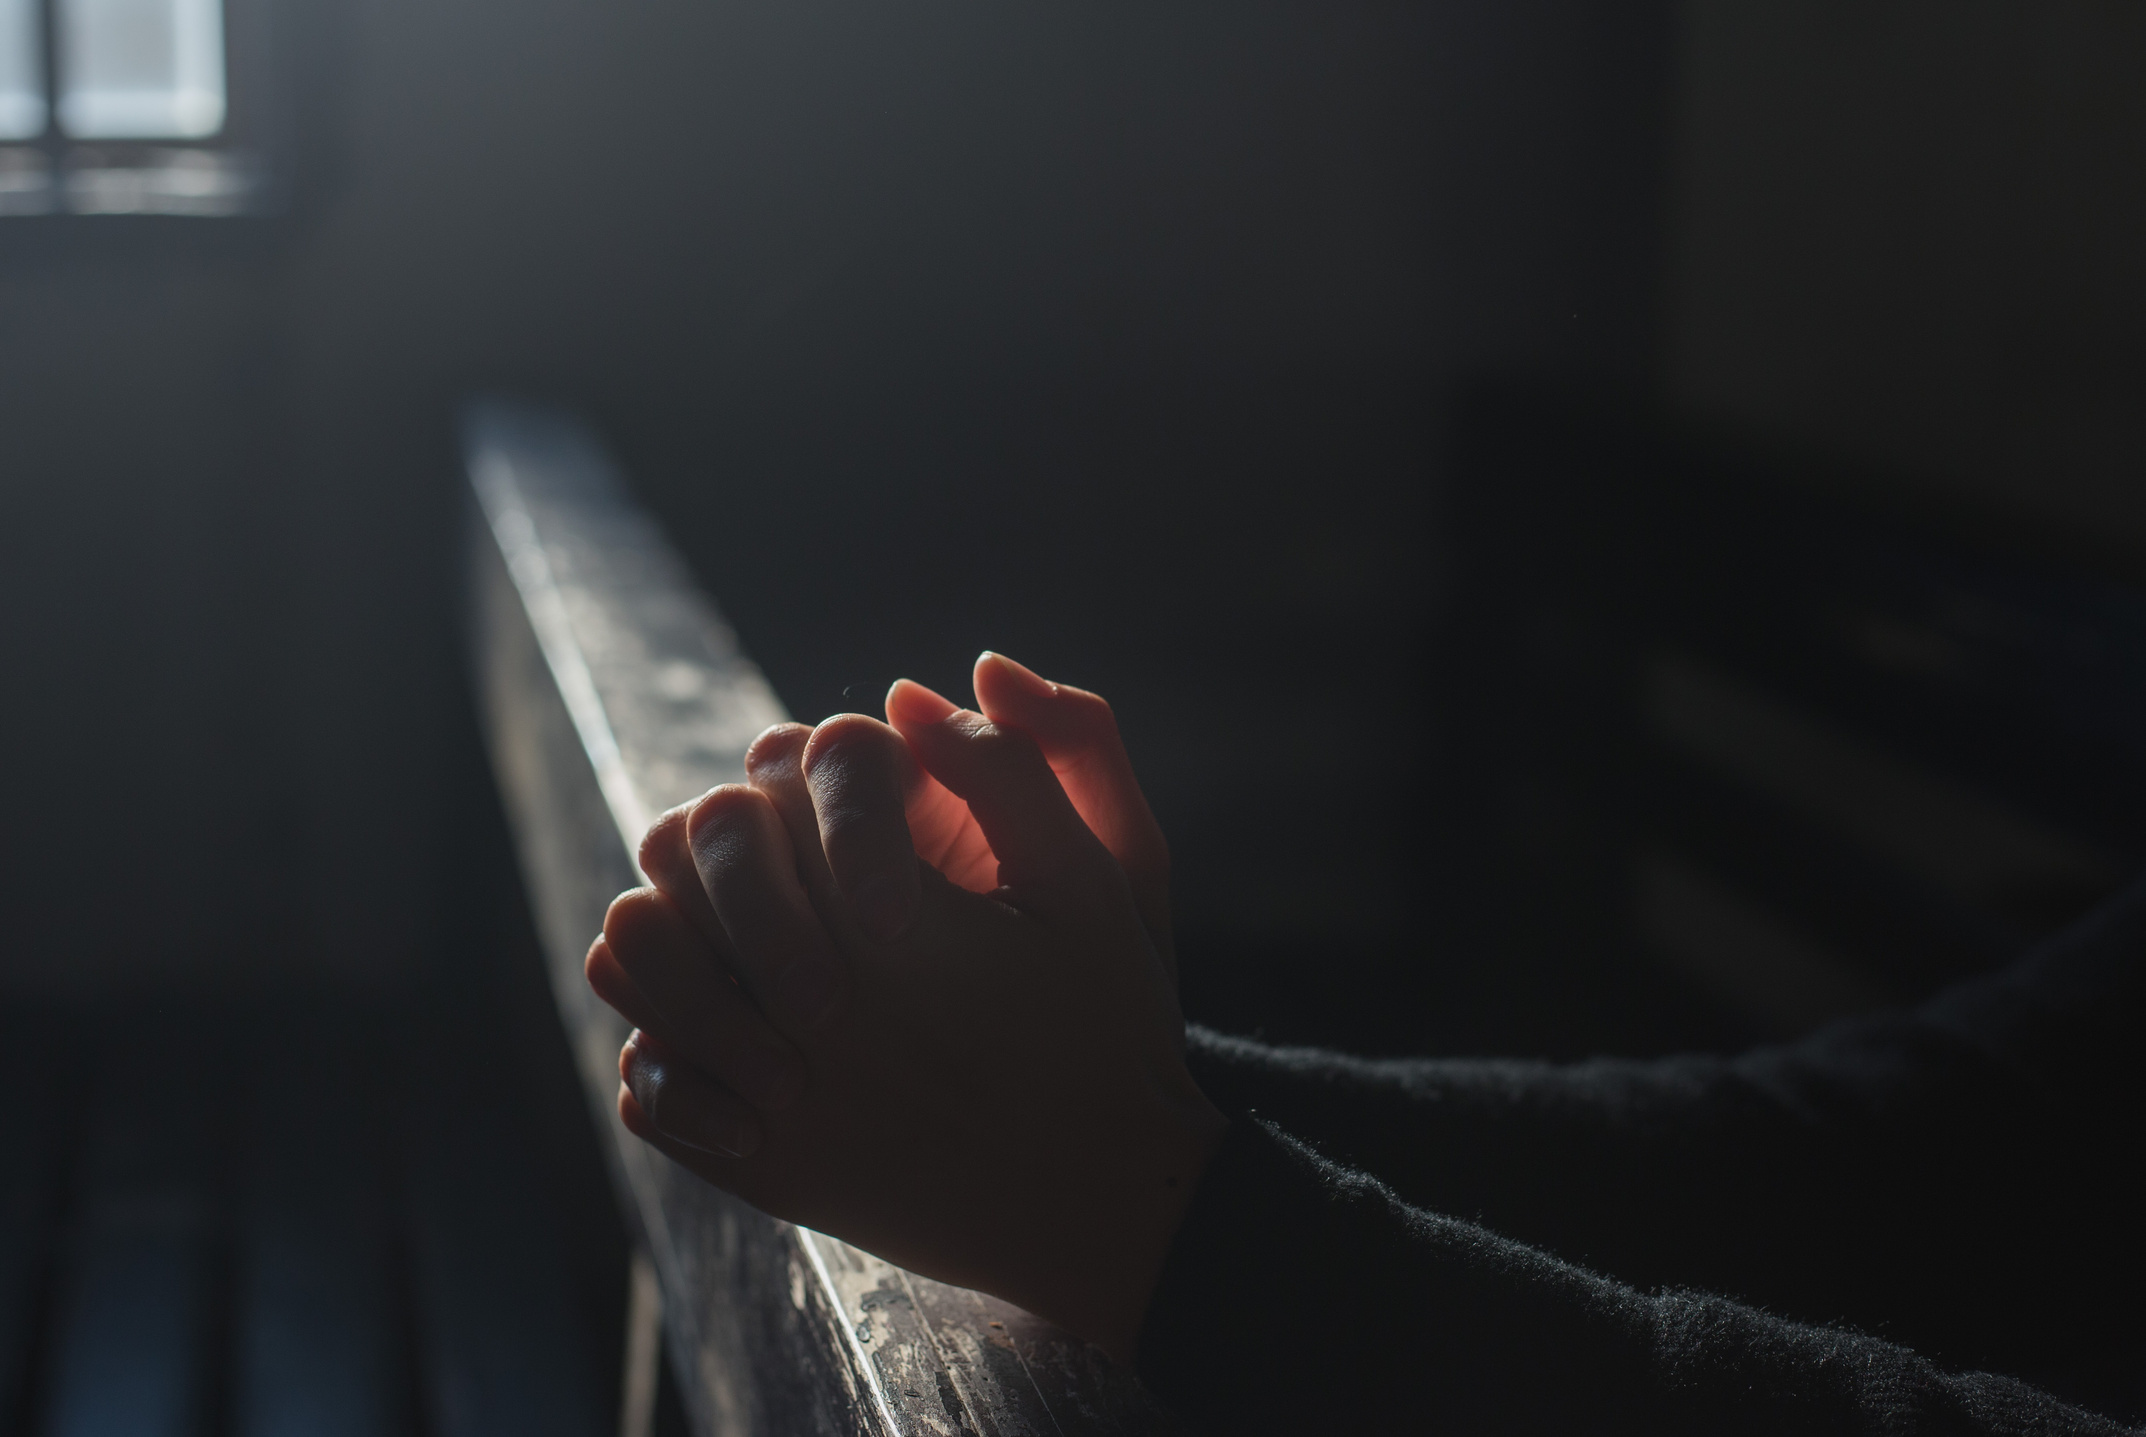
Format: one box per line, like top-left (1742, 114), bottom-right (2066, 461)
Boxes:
top-left (1182, 877), bottom-right (2146, 1379)
top-left (586, 655), bottom-right (2141, 1428)
top-left (1139, 1114), bottom-right (2140, 1436)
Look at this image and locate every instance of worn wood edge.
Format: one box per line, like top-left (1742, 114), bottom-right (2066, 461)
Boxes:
top-left (470, 498), bottom-right (896, 1437)
top-left (462, 398), bottom-right (1168, 1437)
top-left (464, 404), bottom-right (896, 1437)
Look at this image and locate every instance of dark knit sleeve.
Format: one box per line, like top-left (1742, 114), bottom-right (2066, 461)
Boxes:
top-left (1137, 1117), bottom-right (2139, 1436)
top-left (1181, 872), bottom-right (2146, 1379)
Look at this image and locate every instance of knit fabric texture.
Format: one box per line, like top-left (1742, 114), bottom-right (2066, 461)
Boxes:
top-left (1137, 874), bottom-right (2146, 1433)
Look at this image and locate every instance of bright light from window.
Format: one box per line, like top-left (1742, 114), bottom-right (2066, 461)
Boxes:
top-left (0, 0), bottom-right (46, 140)
top-left (57, 0), bottom-right (224, 139)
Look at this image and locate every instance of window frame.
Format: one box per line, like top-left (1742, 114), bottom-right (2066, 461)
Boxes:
top-left (0, 0), bottom-right (281, 218)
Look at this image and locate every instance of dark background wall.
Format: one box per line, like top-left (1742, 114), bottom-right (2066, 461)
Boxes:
top-left (1661, 0), bottom-right (2146, 547)
top-left (4, 0), bottom-right (2138, 1053)
top-left (282, 0), bottom-right (1681, 1012)
top-left (1, 0), bottom-right (1675, 1006)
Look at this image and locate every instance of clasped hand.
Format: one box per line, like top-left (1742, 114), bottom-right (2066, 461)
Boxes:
top-left (585, 653), bottom-right (1226, 1360)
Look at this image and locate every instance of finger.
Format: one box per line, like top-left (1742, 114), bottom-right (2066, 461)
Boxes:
top-left (638, 801), bottom-right (728, 950)
top-left (617, 1081), bottom-right (766, 1210)
top-left (621, 1033), bottom-right (763, 1158)
top-left (874, 681), bottom-right (1008, 893)
top-left (885, 679), bottom-right (1122, 918)
top-left (971, 652), bottom-right (1173, 952)
top-left (758, 713), bottom-right (996, 899)
top-left (800, 715), bottom-right (922, 944)
top-left (585, 934), bottom-right (667, 1036)
top-left (745, 723), bottom-right (837, 906)
top-left (688, 784), bottom-right (848, 1032)
top-left (601, 887), bottom-right (805, 1112)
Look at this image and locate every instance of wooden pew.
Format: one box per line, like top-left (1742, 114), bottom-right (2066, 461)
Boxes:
top-left (464, 400), bottom-right (1165, 1437)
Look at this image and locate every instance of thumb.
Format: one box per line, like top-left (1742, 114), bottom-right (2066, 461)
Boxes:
top-left (969, 653), bottom-right (1173, 963)
top-left (885, 679), bottom-right (1125, 922)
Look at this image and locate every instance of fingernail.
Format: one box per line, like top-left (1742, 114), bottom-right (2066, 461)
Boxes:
top-left (849, 870), bottom-right (918, 944)
top-left (705, 1119), bottom-right (761, 1159)
top-left (623, 1043), bottom-right (657, 1110)
top-left (627, 1046), bottom-right (765, 1158)
top-left (703, 1123), bottom-right (763, 1166)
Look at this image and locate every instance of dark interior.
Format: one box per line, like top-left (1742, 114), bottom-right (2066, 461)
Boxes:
top-left (3, 0), bottom-right (2142, 1428)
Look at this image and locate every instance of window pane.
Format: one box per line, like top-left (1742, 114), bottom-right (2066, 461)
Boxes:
top-left (0, 0), bottom-right (45, 141)
top-left (57, 0), bottom-right (224, 140)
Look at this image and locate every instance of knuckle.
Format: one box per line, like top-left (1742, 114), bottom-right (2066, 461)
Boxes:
top-left (688, 784), bottom-right (766, 852)
top-left (637, 804), bottom-right (693, 877)
top-left (601, 887), bottom-right (667, 946)
top-left (745, 723), bottom-right (811, 777)
top-left (695, 781), bottom-right (762, 820)
top-left (801, 713), bottom-right (893, 776)
top-left (691, 829), bottom-right (780, 920)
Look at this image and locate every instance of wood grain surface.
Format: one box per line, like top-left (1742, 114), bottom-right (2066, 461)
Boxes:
top-left (465, 400), bottom-right (1168, 1437)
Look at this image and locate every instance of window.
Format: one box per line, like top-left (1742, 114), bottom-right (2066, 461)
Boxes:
top-left (0, 0), bottom-right (45, 141)
top-left (0, 0), bottom-right (268, 216)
